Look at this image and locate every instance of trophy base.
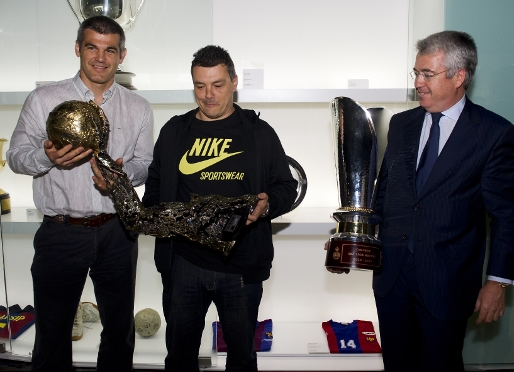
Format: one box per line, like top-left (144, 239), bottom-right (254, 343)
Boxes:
top-left (0, 189), bottom-right (10, 215)
top-left (325, 237), bottom-right (381, 272)
top-left (115, 71), bottom-right (136, 90)
top-left (325, 211), bottom-right (381, 272)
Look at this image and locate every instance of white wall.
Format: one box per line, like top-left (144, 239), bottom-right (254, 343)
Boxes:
top-left (0, 0), bottom-right (213, 91)
top-left (213, 0), bottom-right (409, 89)
top-left (0, 0), bottom-right (417, 91)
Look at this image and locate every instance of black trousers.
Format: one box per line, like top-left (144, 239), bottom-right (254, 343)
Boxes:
top-left (30, 216), bottom-right (138, 371)
top-left (374, 250), bottom-right (467, 372)
top-left (162, 255), bottom-right (263, 371)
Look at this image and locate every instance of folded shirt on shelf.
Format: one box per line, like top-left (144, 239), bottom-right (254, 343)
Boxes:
top-left (322, 319), bottom-right (382, 354)
top-left (0, 304), bottom-right (35, 339)
top-left (213, 319), bottom-right (273, 352)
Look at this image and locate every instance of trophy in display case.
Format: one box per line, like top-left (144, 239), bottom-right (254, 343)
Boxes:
top-left (0, 138), bottom-right (11, 215)
top-left (67, 0), bottom-right (146, 28)
top-left (67, 0), bottom-right (146, 89)
top-left (324, 97), bottom-right (381, 272)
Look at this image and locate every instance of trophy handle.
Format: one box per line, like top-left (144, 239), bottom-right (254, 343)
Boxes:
top-left (0, 138), bottom-right (7, 169)
top-left (66, 0), bottom-right (82, 24)
top-left (127, 0), bottom-right (146, 27)
top-left (286, 155), bottom-right (307, 211)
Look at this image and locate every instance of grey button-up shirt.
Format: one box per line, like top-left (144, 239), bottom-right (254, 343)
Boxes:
top-left (7, 72), bottom-right (154, 217)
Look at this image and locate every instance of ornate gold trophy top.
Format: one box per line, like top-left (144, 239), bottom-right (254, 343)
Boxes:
top-left (46, 101), bottom-right (103, 152)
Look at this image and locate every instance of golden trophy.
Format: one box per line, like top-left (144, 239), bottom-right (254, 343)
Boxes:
top-left (46, 101), bottom-right (258, 255)
top-left (0, 139), bottom-right (11, 215)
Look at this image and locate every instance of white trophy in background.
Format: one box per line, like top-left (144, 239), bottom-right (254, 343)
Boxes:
top-left (67, 0), bottom-right (147, 89)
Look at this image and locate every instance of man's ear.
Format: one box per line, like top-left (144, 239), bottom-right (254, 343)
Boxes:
top-left (455, 68), bottom-right (466, 89)
top-left (232, 75), bottom-right (238, 91)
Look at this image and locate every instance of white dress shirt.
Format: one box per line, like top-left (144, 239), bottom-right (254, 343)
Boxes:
top-left (7, 72), bottom-right (154, 217)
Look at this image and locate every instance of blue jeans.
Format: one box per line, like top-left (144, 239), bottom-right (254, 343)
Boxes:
top-left (31, 217), bottom-right (138, 371)
top-left (163, 255), bottom-right (263, 371)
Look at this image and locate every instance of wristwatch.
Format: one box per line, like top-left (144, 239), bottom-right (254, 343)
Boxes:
top-left (260, 204), bottom-right (270, 218)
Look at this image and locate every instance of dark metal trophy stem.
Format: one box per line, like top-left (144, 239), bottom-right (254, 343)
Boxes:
top-left (325, 97), bottom-right (382, 272)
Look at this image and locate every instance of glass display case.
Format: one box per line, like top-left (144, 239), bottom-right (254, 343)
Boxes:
top-left (2, 0), bottom-right (512, 370)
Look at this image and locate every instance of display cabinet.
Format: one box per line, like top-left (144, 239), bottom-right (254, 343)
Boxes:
top-left (2, 0), bottom-right (512, 369)
top-left (0, 88), bottom-right (416, 369)
top-left (1, 207), bottom-right (385, 370)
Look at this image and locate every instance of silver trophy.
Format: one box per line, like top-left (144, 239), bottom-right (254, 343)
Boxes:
top-left (67, 0), bottom-right (146, 29)
top-left (325, 97), bottom-right (381, 272)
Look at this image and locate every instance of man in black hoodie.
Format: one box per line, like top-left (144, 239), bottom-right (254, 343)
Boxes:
top-left (142, 45), bottom-right (297, 371)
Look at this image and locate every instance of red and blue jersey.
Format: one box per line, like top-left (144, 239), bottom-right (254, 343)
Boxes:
top-left (0, 305), bottom-right (35, 340)
top-left (213, 319), bottom-right (273, 352)
top-left (322, 319), bottom-right (382, 354)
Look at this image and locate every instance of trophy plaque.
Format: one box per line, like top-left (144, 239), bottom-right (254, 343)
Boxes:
top-left (325, 97), bottom-right (381, 272)
top-left (0, 138), bottom-right (11, 215)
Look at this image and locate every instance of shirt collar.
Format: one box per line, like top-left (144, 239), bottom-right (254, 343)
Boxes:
top-left (72, 71), bottom-right (116, 103)
top-left (440, 95), bottom-right (466, 122)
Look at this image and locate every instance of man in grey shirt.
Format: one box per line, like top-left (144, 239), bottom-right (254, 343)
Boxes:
top-left (6, 16), bottom-right (153, 371)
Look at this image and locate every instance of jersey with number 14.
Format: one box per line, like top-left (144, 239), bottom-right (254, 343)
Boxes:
top-left (322, 319), bottom-right (382, 354)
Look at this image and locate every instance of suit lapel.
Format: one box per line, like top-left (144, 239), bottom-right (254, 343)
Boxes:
top-left (403, 108), bottom-right (425, 198)
top-left (417, 99), bottom-right (479, 199)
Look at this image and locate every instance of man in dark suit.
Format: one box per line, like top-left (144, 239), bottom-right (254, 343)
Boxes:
top-left (374, 30), bottom-right (514, 371)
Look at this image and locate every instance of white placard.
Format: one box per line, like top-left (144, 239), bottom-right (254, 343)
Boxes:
top-left (348, 79), bottom-right (370, 89)
top-left (307, 342), bottom-right (330, 354)
top-left (243, 69), bottom-right (264, 89)
top-left (26, 208), bottom-right (43, 221)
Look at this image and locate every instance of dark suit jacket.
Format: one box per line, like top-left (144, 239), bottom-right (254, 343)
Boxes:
top-left (373, 97), bottom-right (514, 320)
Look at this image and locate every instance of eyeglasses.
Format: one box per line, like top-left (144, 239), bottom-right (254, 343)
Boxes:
top-left (410, 70), bottom-right (447, 81)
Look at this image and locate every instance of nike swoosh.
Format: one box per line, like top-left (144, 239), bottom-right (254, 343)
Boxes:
top-left (179, 150), bottom-right (243, 175)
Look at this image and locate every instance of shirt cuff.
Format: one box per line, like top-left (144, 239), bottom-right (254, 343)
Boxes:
top-left (487, 275), bottom-right (513, 285)
top-left (35, 147), bottom-right (54, 170)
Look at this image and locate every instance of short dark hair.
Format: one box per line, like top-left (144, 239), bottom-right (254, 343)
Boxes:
top-left (77, 16), bottom-right (126, 51)
top-left (416, 30), bottom-right (477, 90)
top-left (191, 45), bottom-right (236, 81)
